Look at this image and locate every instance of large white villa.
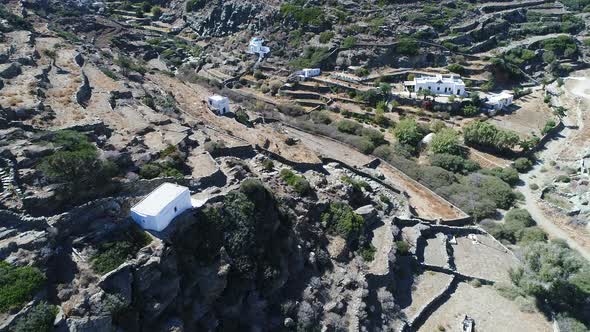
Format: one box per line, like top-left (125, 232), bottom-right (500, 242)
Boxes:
top-left (404, 74), bottom-right (467, 97)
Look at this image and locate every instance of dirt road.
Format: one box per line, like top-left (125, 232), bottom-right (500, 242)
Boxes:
top-left (517, 73), bottom-right (590, 261)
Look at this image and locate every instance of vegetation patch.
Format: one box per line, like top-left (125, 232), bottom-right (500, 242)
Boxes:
top-left (0, 261), bottom-right (45, 313)
top-left (91, 226), bottom-right (152, 275)
top-left (280, 169), bottom-right (312, 196)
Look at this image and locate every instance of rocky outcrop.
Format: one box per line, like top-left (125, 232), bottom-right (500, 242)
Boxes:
top-left (75, 71), bottom-right (92, 107)
top-left (0, 62), bottom-right (22, 79)
top-left (186, 1), bottom-right (276, 37)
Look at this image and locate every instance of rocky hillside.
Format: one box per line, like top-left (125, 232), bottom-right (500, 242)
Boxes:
top-left (1, 0), bottom-right (590, 331)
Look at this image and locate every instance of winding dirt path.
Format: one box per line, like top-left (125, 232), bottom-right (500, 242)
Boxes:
top-left (517, 73), bottom-right (590, 261)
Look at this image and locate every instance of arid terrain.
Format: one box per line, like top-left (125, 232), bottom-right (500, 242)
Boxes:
top-left (0, 0), bottom-right (589, 331)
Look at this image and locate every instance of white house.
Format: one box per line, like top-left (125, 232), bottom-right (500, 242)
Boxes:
top-left (405, 74), bottom-right (467, 97)
top-left (130, 183), bottom-right (192, 232)
top-left (247, 37), bottom-right (270, 58)
top-left (207, 95), bottom-right (230, 115)
top-left (485, 91), bottom-right (513, 112)
top-left (298, 68), bottom-right (321, 79)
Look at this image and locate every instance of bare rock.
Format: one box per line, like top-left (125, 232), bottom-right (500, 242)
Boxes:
top-left (327, 236), bottom-right (349, 261)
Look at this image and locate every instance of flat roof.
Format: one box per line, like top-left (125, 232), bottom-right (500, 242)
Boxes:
top-left (131, 183), bottom-right (188, 216)
top-left (209, 95), bottom-right (228, 102)
top-left (416, 74), bottom-right (465, 85)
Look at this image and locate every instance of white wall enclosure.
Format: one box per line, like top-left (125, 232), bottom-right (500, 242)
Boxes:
top-left (247, 37), bottom-right (270, 57)
top-left (207, 95), bottom-right (230, 115)
top-left (130, 183), bottom-right (192, 232)
top-left (405, 74), bottom-right (467, 96)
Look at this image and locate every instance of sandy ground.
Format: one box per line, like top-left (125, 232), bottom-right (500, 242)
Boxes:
top-left (402, 271), bottom-right (454, 320)
top-left (419, 283), bottom-right (553, 332)
top-left (488, 88), bottom-right (554, 139)
top-left (452, 234), bottom-right (520, 283)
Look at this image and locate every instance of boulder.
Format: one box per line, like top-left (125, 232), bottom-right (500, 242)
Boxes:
top-left (66, 315), bottom-right (112, 332)
top-left (327, 236), bottom-right (349, 262)
top-left (355, 205), bottom-right (377, 225)
top-left (75, 72), bottom-right (92, 107)
top-left (0, 62), bottom-right (22, 79)
top-left (98, 264), bottom-right (133, 306)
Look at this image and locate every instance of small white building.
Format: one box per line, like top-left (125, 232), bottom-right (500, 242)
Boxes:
top-left (485, 91), bottom-right (513, 112)
top-left (405, 74), bottom-right (467, 97)
top-left (247, 37), bottom-right (270, 57)
top-left (298, 68), bottom-right (321, 79)
top-left (207, 95), bottom-right (230, 115)
top-left (130, 183), bottom-right (192, 232)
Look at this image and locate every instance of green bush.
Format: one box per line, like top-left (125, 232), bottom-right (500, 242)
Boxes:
top-left (479, 167), bottom-right (520, 186)
top-left (337, 119), bottom-right (362, 134)
top-left (395, 240), bottom-right (410, 255)
top-left (556, 175), bottom-right (571, 183)
top-left (341, 36), bottom-right (357, 49)
top-left (280, 3), bottom-right (325, 26)
top-left (280, 169), bottom-right (312, 196)
top-left (463, 121), bottom-right (520, 153)
top-left (319, 31), bottom-right (335, 43)
top-left (359, 245), bottom-right (376, 261)
top-left (321, 202), bottom-right (365, 244)
top-left (12, 302), bottom-right (58, 332)
top-left (0, 262), bottom-right (45, 313)
top-left (430, 153), bottom-right (473, 174)
top-left (430, 128), bottom-right (462, 155)
top-left (289, 47), bottom-right (330, 69)
top-left (394, 118), bottom-right (425, 147)
top-left (262, 159), bottom-right (274, 171)
top-left (514, 158), bottom-right (533, 173)
top-left (462, 105), bottom-right (480, 117)
top-left (91, 227), bottom-right (152, 275)
top-left (396, 37), bottom-right (419, 56)
top-left (447, 63), bottom-right (465, 75)
top-left (542, 119), bottom-right (557, 135)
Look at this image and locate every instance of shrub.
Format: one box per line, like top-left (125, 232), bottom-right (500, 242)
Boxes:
top-left (319, 31), bottom-right (335, 43)
top-left (351, 136), bottom-right (375, 154)
top-left (150, 6), bottom-right (162, 19)
top-left (396, 37), bottom-right (419, 56)
top-left (395, 241), bottom-right (410, 255)
top-left (0, 262), bottom-right (45, 313)
top-left (91, 227), bottom-right (152, 275)
top-left (394, 118), bottom-right (425, 147)
top-left (280, 3), bottom-right (325, 26)
top-left (542, 119), bottom-right (557, 135)
top-left (337, 119), bottom-right (362, 134)
top-left (430, 153), bottom-right (470, 173)
top-left (463, 121), bottom-right (520, 153)
top-left (462, 105), bottom-right (480, 117)
top-left (514, 158), bottom-right (533, 173)
top-left (12, 302), bottom-right (58, 332)
top-left (447, 63), bottom-right (465, 75)
top-left (341, 36), bottom-right (357, 49)
top-left (280, 169), bottom-right (312, 196)
top-left (430, 128), bottom-right (462, 155)
top-left (529, 183), bottom-right (539, 190)
top-left (359, 245), bottom-right (376, 261)
top-left (505, 208), bottom-right (536, 228)
top-left (556, 175), bottom-right (571, 183)
top-left (321, 202), bottom-right (365, 245)
top-left (289, 47), bottom-right (330, 69)
top-left (480, 167), bottom-right (520, 186)
top-left (235, 109), bottom-right (251, 126)
top-left (262, 159), bottom-right (274, 171)
top-left (311, 110), bottom-right (332, 124)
